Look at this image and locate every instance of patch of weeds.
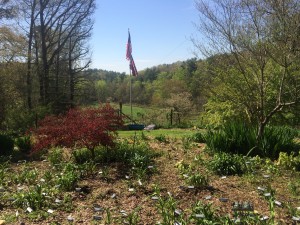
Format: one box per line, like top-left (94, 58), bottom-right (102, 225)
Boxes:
top-left (78, 161), bottom-right (98, 177)
top-left (288, 180), bottom-right (300, 197)
top-left (263, 158), bottom-right (279, 175)
top-left (0, 160), bottom-right (10, 185)
top-left (48, 148), bottom-right (64, 166)
top-left (155, 134), bottom-right (168, 143)
top-left (72, 148), bottom-right (92, 164)
top-left (56, 163), bottom-right (79, 191)
top-left (191, 132), bottom-right (206, 143)
top-left (208, 152), bottom-right (247, 176)
top-left (277, 152), bottom-right (300, 171)
top-left (15, 135), bottom-right (32, 154)
top-left (186, 173), bottom-right (209, 188)
top-left (190, 201), bottom-right (216, 224)
top-left (182, 136), bottom-right (195, 152)
top-left (124, 207), bottom-right (141, 225)
top-left (156, 195), bottom-right (178, 225)
top-left (13, 184), bottom-right (51, 210)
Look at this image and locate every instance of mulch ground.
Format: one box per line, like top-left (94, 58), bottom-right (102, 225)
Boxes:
top-left (1, 137), bottom-right (300, 224)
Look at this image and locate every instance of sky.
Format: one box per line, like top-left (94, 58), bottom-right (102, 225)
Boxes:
top-left (90, 0), bottom-right (200, 73)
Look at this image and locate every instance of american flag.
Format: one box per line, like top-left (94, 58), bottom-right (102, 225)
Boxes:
top-left (126, 30), bottom-right (138, 76)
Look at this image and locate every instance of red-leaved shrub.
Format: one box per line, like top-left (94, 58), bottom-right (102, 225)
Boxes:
top-left (31, 104), bottom-right (123, 158)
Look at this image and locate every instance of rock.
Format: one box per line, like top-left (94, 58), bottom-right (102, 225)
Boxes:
top-left (0, 220), bottom-right (6, 225)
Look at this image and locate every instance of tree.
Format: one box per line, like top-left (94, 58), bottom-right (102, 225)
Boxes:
top-left (31, 104), bottom-right (123, 159)
top-left (20, 0), bottom-right (95, 110)
top-left (193, 0), bottom-right (300, 142)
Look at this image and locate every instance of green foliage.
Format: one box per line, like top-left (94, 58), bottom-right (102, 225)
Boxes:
top-left (277, 152), bottom-right (300, 171)
top-left (190, 201), bottom-right (217, 224)
top-left (259, 126), bottom-right (299, 159)
top-left (56, 163), bottom-right (80, 191)
top-left (72, 148), bottom-right (92, 164)
top-left (208, 152), bottom-right (247, 176)
top-left (204, 122), bottom-right (299, 159)
top-left (13, 184), bottom-right (50, 210)
top-left (48, 148), bottom-right (65, 166)
top-left (186, 173), bottom-right (209, 188)
top-left (190, 132), bottom-right (206, 143)
top-left (0, 133), bottom-right (14, 155)
top-left (155, 134), bottom-right (168, 143)
top-left (15, 136), bottom-right (32, 154)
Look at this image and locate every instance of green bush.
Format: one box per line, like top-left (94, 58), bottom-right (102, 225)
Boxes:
top-left (0, 134), bottom-right (14, 156)
top-left (191, 132), bottom-right (206, 143)
top-left (15, 136), bottom-right (32, 154)
top-left (277, 152), bottom-right (300, 171)
top-left (204, 122), bottom-right (299, 159)
top-left (72, 148), bottom-right (92, 164)
top-left (208, 152), bottom-right (246, 175)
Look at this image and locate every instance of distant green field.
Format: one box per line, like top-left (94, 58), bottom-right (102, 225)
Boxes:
top-left (118, 128), bottom-right (199, 139)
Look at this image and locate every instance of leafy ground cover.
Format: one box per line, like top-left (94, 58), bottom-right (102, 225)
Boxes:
top-left (0, 129), bottom-right (299, 224)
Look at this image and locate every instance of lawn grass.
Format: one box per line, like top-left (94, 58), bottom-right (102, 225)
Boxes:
top-left (118, 128), bottom-right (199, 139)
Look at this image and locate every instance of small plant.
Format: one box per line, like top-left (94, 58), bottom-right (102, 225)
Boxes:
top-left (72, 148), bottom-right (92, 164)
top-left (13, 184), bottom-right (50, 210)
top-left (15, 136), bottom-right (32, 154)
top-left (156, 195), bottom-right (178, 225)
top-left (277, 152), bottom-right (300, 171)
top-left (124, 207), bottom-right (141, 225)
top-left (186, 173), bottom-right (209, 188)
top-left (191, 132), bottom-right (206, 143)
top-left (208, 152), bottom-right (247, 176)
top-left (56, 163), bottom-right (79, 191)
top-left (155, 134), bottom-right (168, 143)
top-left (48, 148), bottom-right (64, 166)
top-left (190, 201), bottom-right (216, 224)
top-left (182, 136), bottom-right (194, 151)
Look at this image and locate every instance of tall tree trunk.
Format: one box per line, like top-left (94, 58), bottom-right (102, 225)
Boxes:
top-left (26, 0), bottom-right (37, 110)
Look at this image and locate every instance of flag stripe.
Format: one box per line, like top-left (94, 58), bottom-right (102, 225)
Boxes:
top-left (126, 30), bottom-right (138, 76)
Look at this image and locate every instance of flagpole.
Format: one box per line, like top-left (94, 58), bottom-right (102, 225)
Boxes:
top-left (129, 63), bottom-right (133, 119)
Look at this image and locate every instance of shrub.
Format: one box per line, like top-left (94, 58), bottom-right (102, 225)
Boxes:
top-left (191, 132), bottom-right (206, 143)
top-left (277, 152), bottom-right (300, 171)
top-left (186, 173), bottom-right (209, 188)
top-left (72, 148), bottom-right (93, 164)
top-left (48, 148), bottom-right (65, 166)
top-left (0, 134), bottom-right (14, 156)
top-left (15, 136), bottom-right (32, 154)
top-left (31, 103), bottom-right (123, 159)
top-left (204, 121), bottom-right (299, 159)
top-left (208, 152), bottom-right (246, 175)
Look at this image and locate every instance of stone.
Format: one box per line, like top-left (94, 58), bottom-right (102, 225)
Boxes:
top-left (174, 209), bottom-right (182, 216)
top-left (94, 204), bottom-right (103, 212)
top-left (260, 216), bottom-right (269, 221)
top-left (26, 207), bottom-right (33, 213)
top-left (47, 209), bottom-right (54, 214)
top-left (67, 215), bottom-right (74, 221)
top-left (195, 214), bottom-right (205, 218)
top-left (0, 220), bottom-right (5, 225)
top-left (151, 196), bottom-right (159, 200)
top-left (75, 187), bottom-right (81, 192)
top-left (292, 216), bottom-right (300, 221)
top-left (204, 195), bottom-right (212, 200)
top-left (274, 200), bottom-right (282, 207)
top-left (257, 186), bottom-right (265, 191)
top-left (264, 193), bottom-right (271, 197)
top-left (93, 215), bottom-right (102, 220)
top-left (219, 198), bottom-right (228, 202)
